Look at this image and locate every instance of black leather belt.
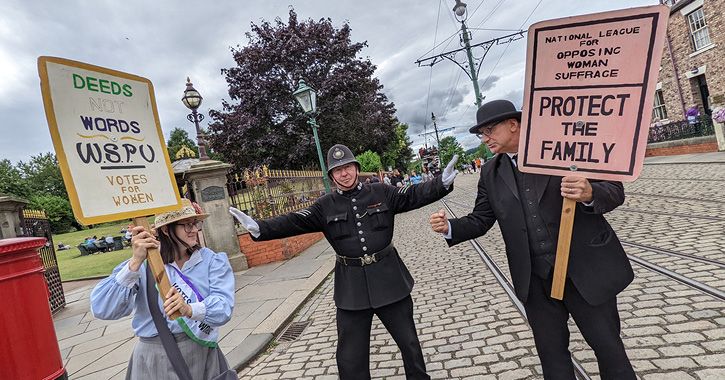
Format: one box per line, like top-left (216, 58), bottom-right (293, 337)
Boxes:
top-left (336, 243), bottom-right (394, 267)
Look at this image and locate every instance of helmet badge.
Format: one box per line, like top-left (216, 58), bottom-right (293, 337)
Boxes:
top-left (333, 148), bottom-right (344, 160)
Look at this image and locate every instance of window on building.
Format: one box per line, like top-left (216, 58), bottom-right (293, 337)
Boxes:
top-left (652, 90), bottom-right (668, 121)
top-left (687, 8), bottom-right (711, 51)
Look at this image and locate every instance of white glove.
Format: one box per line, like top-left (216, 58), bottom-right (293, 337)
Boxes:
top-left (229, 207), bottom-right (260, 238)
top-left (441, 154), bottom-right (459, 187)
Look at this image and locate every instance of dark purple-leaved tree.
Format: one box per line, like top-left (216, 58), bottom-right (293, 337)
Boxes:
top-left (208, 9), bottom-right (398, 169)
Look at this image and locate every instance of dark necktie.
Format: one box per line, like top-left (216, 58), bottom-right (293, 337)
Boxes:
top-left (511, 154), bottom-right (523, 183)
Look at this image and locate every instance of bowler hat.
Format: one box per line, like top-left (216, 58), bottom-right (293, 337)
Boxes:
top-left (468, 100), bottom-right (522, 134)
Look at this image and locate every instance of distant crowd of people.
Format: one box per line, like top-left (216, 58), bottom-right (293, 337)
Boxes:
top-left (376, 157), bottom-right (484, 188)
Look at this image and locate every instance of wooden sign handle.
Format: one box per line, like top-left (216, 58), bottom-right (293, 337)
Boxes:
top-left (550, 197), bottom-right (576, 300)
top-left (133, 216), bottom-right (183, 320)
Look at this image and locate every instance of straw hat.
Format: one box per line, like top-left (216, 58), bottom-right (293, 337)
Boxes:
top-left (154, 198), bottom-right (210, 229)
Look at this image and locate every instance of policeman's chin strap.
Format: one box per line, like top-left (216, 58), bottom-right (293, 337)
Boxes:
top-left (332, 174), bottom-right (361, 194)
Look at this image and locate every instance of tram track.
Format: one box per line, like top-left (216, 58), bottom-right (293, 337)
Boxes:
top-left (624, 192), bottom-right (725, 204)
top-left (635, 177), bottom-right (725, 182)
top-left (443, 195), bottom-right (725, 302)
top-left (616, 208), bottom-right (724, 221)
top-left (451, 184), bottom-right (725, 207)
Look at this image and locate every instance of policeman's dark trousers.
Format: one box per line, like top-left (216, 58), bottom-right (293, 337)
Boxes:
top-left (336, 295), bottom-right (430, 380)
top-left (524, 274), bottom-right (636, 380)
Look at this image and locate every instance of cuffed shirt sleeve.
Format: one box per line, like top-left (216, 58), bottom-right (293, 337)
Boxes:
top-left (442, 221), bottom-right (453, 240)
top-left (115, 262), bottom-right (142, 288)
top-left (189, 302), bottom-right (207, 321)
top-left (90, 259), bottom-right (138, 320)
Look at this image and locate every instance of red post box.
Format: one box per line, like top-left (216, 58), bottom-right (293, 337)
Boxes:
top-left (0, 237), bottom-right (67, 380)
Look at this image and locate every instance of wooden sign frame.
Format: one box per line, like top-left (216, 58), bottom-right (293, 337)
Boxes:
top-left (38, 57), bottom-right (182, 318)
top-left (517, 6), bottom-right (669, 299)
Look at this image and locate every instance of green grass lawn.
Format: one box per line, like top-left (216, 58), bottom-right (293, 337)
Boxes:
top-left (52, 218), bottom-right (151, 281)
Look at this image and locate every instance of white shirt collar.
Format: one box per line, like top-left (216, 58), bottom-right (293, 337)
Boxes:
top-left (170, 249), bottom-right (202, 272)
top-left (506, 152), bottom-right (518, 167)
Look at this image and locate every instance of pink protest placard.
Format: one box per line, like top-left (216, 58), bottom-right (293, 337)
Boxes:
top-left (518, 5), bottom-right (669, 182)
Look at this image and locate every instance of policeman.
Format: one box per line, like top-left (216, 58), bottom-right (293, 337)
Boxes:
top-left (231, 144), bottom-right (458, 380)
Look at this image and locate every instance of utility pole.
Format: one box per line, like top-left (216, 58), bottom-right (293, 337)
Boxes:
top-left (431, 112), bottom-right (441, 148)
top-left (460, 21), bottom-right (483, 108)
top-left (416, 0), bottom-right (525, 158)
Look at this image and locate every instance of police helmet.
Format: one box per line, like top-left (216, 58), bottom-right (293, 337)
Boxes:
top-left (326, 144), bottom-right (360, 176)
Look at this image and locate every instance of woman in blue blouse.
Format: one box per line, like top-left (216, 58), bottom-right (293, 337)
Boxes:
top-left (90, 200), bottom-right (235, 379)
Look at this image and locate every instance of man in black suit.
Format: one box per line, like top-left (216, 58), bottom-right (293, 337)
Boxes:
top-left (429, 100), bottom-right (635, 380)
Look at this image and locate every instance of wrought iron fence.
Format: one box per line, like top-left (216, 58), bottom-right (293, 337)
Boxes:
top-left (226, 167), bottom-right (383, 221)
top-left (20, 209), bottom-right (66, 313)
top-left (226, 167), bottom-right (329, 221)
top-left (648, 117), bottom-right (715, 143)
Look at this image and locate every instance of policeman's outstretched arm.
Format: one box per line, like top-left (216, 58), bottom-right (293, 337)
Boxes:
top-left (229, 207), bottom-right (260, 238)
top-left (441, 154), bottom-right (459, 188)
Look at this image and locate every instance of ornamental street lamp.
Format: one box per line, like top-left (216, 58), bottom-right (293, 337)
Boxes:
top-left (293, 79), bottom-right (331, 193)
top-left (416, 0), bottom-right (525, 160)
top-left (431, 112), bottom-right (441, 148)
top-left (182, 77), bottom-right (210, 161)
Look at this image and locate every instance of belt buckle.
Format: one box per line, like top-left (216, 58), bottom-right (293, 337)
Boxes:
top-left (362, 253), bottom-right (376, 266)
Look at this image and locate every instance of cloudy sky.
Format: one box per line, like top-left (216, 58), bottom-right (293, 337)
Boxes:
top-left (1, 0), bottom-right (658, 165)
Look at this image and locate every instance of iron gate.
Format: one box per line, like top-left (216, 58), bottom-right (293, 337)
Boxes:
top-left (20, 209), bottom-right (66, 313)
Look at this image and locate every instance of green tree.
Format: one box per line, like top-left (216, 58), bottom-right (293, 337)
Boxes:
top-left (166, 128), bottom-right (200, 162)
top-left (0, 159), bottom-right (30, 197)
top-left (356, 150), bottom-right (382, 172)
top-left (28, 194), bottom-right (75, 234)
top-left (439, 136), bottom-right (466, 170)
top-left (209, 9), bottom-right (397, 169)
top-left (381, 121), bottom-right (414, 172)
top-left (17, 153), bottom-right (67, 198)
top-left (407, 159), bottom-right (422, 174)
top-left (475, 144), bottom-right (490, 162)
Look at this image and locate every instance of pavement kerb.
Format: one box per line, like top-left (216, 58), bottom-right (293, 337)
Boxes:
top-left (226, 254), bottom-right (336, 371)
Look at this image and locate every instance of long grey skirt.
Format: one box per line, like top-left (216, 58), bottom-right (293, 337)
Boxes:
top-left (126, 333), bottom-right (228, 380)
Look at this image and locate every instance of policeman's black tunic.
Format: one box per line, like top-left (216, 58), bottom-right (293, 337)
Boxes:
top-left (252, 175), bottom-right (453, 310)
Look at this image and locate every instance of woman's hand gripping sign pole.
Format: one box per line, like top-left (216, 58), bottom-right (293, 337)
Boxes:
top-left (132, 216), bottom-right (183, 320)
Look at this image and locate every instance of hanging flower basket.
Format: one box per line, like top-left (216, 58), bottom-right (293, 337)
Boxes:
top-left (713, 107), bottom-right (725, 124)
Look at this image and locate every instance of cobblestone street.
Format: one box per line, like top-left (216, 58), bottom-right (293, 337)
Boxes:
top-left (238, 161), bottom-right (725, 380)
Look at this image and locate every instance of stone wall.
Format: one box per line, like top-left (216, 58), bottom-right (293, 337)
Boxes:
top-left (645, 135), bottom-right (718, 156)
top-left (237, 232), bottom-right (325, 267)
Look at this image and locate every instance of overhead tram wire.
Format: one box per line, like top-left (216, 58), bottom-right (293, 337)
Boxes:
top-left (466, 0), bottom-right (488, 21)
top-left (467, 28), bottom-right (529, 32)
top-left (442, 69), bottom-right (465, 119)
top-left (473, 0), bottom-right (506, 30)
top-left (423, 0), bottom-right (467, 147)
top-left (423, 0), bottom-right (449, 149)
top-left (476, 0), bottom-right (542, 92)
top-left (518, 0), bottom-right (543, 29)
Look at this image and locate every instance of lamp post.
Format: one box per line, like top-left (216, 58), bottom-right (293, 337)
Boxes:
top-left (453, 0), bottom-right (491, 160)
top-left (293, 79), bottom-right (331, 194)
top-left (431, 112), bottom-right (441, 148)
top-left (182, 77), bottom-right (210, 161)
top-left (453, 0), bottom-right (483, 108)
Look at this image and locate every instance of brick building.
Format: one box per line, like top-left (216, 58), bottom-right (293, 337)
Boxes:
top-left (653, 0), bottom-right (724, 123)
